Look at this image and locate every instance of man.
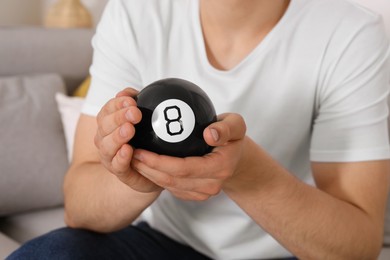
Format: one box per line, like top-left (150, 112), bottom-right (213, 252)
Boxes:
top-left (9, 0), bottom-right (390, 259)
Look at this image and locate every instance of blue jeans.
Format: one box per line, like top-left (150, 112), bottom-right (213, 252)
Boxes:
top-left (7, 222), bottom-right (297, 260)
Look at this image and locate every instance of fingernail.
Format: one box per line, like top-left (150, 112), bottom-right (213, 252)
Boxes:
top-left (120, 125), bottom-right (128, 138)
top-left (210, 128), bottom-right (219, 142)
top-left (123, 100), bottom-right (131, 108)
top-left (125, 109), bottom-right (135, 122)
top-left (120, 147), bottom-right (127, 158)
top-left (133, 151), bottom-right (143, 162)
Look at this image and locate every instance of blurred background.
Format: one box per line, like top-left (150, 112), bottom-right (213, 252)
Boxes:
top-left (0, 0), bottom-right (388, 32)
top-left (0, 0), bottom-right (108, 27)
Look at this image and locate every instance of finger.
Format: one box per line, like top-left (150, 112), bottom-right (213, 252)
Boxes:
top-left (115, 87), bottom-right (139, 98)
top-left (132, 150), bottom-right (211, 178)
top-left (132, 158), bottom-right (177, 187)
top-left (132, 149), bottom-right (231, 181)
top-left (111, 145), bottom-right (163, 193)
top-left (111, 143), bottom-right (133, 175)
top-left (133, 158), bottom-right (221, 196)
top-left (134, 149), bottom-right (230, 179)
top-left (97, 95), bottom-right (137, 121)
top-left (97, 122), bottom-right (135, 163)
top-left (168, 189), bottom-right (211, 201)
top-left (203, 113), bottom-right (246, 147)
top-left (97, 106), bottom-right (141, 138)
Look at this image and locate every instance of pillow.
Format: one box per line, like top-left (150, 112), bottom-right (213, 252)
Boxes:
top-left (55, 93), bottom-right (85, 162)
top-left (0, 74), bottom-right (69, 216)
top-left (73, 75), bottom-right (91, 97)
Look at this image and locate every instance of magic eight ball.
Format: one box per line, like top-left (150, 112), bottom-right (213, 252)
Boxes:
top-left (129, 78), bottom-right (217, 157)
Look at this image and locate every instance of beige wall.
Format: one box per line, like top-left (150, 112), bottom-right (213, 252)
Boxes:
top-left (0, 0), bottom-right (42, 26)
top-left (0, 0), bottom-right (108, 27)
top-left (42, 0), bottom-right (109, 26)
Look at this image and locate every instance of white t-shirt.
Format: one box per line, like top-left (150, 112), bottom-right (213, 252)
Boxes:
top-left (83, 0), bottom-right (390, 258)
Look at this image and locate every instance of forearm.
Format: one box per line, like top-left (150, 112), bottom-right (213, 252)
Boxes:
top-left (223, 139), bottom-right (384, 260)
top-left (64, 162), bottom-right (161, 233)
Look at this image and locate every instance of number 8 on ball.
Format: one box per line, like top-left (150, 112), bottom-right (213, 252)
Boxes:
top-left (129, 78), bottom-right (217, 158)
top-left (152, 99), bottom-right (195, 143)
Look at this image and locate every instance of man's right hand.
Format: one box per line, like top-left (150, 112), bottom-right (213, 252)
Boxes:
top-left (94, 88), bottom-right (162, 193)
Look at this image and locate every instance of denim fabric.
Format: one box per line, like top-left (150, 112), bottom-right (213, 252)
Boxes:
top-left (7, 222), bottom-right (210, 260)
top-left (7, 221), bottom-right (297, 260)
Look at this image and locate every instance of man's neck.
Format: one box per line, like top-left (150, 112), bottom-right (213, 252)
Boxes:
top-left (199, 0), bottom-right (290, 70)
top-left (200, 0), bottom-right (290, 36)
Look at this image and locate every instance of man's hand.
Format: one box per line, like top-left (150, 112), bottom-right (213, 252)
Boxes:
top-left (94, 88), bottom-right (162, 193)
top-left (131, 113), bottom-right (247, 201)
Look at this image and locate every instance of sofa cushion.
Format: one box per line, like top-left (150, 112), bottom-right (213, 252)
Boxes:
top-left (379, 247), bottom-right (390, 260)
top-left (55, 93), bottom-right (84, 162)
top-left (73, 75), bottom-right (91, 97)
top-left (0, 74), bottom-right (68, 216)
top-left (0, 28), bottom-right (94, 94)
top-left (0, 232), bottom-right (20, 259)
top-left (0, 207), bottom-right (65, 244)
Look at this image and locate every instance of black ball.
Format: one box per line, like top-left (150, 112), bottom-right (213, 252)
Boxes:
top-left (129, 78), bottom-right (217, 157)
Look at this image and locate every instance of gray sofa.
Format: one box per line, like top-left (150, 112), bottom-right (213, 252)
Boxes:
top-left (0, 27), bottom-right (93, 258)
top-left (0, 27), bottom-right (389, 259)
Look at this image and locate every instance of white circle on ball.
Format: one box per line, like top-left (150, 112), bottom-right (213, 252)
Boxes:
top-left (151, 99), bottom-right (196, 143)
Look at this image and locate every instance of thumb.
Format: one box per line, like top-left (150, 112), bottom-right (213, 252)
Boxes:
top-left (116, 87), bottom-right (139, 98)
top-left (203, 113), bottom-right (246, 147)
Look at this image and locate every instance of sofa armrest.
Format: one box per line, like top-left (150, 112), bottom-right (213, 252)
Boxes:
top-left (0, 232), bottom-right (20, 259)
top-left (0, 27), bottom-right (94, 94)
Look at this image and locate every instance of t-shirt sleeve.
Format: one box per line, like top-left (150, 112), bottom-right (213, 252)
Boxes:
top-left (82, 0), bottom-right (142, 116)
top-left (310, 16), bottom-right (390, 162)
